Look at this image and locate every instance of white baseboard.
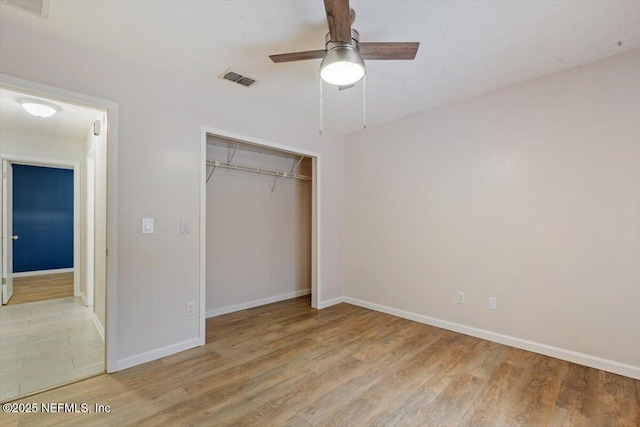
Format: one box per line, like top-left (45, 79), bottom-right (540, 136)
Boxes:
top-left (80, 292), bottom-right (88, 306)
top-left (318, 296), bottom-right (346, 309)
top-left (116, 337), bottom-right (200, 372)
top-left (92, 312), bottom-right (105, 343)
top-left (206, 289), bottom-right (311, 318)
top-left (343, 297), bottom-right (640, 380)
top-left (12, 268), bottom-right (74, 278)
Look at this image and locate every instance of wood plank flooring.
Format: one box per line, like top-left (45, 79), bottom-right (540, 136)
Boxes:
top-left (1, 296), bottom-right (638, 426)
top-left (7, 273), bottom-right (74, 305)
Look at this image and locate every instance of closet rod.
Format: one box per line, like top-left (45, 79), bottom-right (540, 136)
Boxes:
top-left (206, 160), bottom-right (311, 182)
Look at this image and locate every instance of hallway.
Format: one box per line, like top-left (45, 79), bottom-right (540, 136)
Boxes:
top-left (7, 272), bottom-right (73, 305)
top-left (0, 296), bottom-right (104, 401)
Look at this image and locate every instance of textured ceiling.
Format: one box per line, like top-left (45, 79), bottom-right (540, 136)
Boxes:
top-left (0, 87), bottom-right (103, 141)
top-left (1, 0), bottom-right (638, 135)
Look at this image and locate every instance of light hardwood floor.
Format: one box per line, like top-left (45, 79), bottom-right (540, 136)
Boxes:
top-left (0, 296), bottom-right (638, 426)
top-left (7, 273), bottom-right (74, 305)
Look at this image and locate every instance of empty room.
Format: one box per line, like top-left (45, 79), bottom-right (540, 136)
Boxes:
top-left (0, 1), bottom-right (638, 426)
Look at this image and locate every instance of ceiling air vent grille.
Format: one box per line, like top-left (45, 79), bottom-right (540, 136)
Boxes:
top-left (1, 0), bottom-right (50, 18)
top-left (220, 70), bottom-right (256, 87)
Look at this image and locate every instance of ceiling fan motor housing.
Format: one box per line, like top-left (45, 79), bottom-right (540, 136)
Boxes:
top-left (325, 29), bottom-right (360, 52)
top-left (320, 29), bottom-right (366, 86)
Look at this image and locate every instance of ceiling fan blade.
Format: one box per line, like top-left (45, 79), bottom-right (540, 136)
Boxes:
top-left (269, 50), bottom-right (326, 63)
top-left (324, 0), bottom-right (352, 43)
top-left (359, 42), bottom-right (420, 60)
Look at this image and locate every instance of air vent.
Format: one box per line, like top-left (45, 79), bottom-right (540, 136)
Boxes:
top-left (223, 71), bottom-right (242, 82)
top-left (220, 70), bottom-right (256, 87)
top-left (1, 0), bottom-right (50, 18)
top-left (237, 77), bottom-right (255, 87)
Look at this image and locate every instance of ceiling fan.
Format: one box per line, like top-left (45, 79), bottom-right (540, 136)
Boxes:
top-left (269, 0), bottom-right (420, 88)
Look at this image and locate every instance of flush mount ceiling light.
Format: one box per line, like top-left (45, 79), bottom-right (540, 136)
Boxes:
top-left (19, 98), bottom-right (60, 118)
top-left (319, 44), bottom-right (365, 86)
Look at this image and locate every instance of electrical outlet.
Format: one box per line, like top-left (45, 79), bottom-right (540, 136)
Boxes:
top-left (457, 291), bottom-right (465, 304)
top-left (489, 297), bottom-right (497, 310)
top-left (186, 301), bottom-right (196, 316)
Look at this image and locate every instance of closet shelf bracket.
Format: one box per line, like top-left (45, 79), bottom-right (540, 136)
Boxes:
top-left (206, 143), bottom-right (239, 183)
top-left (271, 156), bottom-right (305, 193)
top-left (206, 160), bottom-right (219, 183)
top-left (228, 143), bottom-right (239, 164)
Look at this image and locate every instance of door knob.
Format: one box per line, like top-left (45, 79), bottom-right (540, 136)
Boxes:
top-left (11, 235), bottom-right (18, 240)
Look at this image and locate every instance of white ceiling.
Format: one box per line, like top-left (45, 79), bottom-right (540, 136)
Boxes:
top-left (0, 87), bottom-right (103, 141)
top-left (1, 0), bottom-right (638, 135)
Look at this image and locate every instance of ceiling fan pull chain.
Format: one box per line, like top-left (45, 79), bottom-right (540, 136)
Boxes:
top-left (363, 74), bottom-right (367, 132)
top-left (319, 77), bottom-right (323, 136)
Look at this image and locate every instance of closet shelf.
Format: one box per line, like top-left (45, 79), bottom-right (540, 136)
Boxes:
top-left (206, 160), bottom-right (311, 183)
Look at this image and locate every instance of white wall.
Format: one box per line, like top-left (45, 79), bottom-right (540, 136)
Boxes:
top-left (0, 127), bottom-right (84, 162)
top-left (205, 142), bottom-right (311, 314)
top-left (345, 49), bottom-right (640, 372)
top-left (0, 23), bottom-right (345, 367)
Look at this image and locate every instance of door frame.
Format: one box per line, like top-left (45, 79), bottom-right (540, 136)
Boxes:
top-left (1, 74), bottom-right (119, 373)
top-left (1, 160), bottom-right (12, 304)
top-left (86, 148), bottom-right (96, 307)
top-left (0, 157), bottom-right (80, 298)
top-left (200, 126), bottom-right (321, 345)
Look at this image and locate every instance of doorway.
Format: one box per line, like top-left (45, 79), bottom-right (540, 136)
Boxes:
top-left (200, 127), bottom-right (321, 343)
top-left (0, 78), bottom-right (116, 401)
top-left (6, 163), bottom-right (75, 305)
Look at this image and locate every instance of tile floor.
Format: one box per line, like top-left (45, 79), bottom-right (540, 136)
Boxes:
top-left (0, 296), bottom-right (105, 402)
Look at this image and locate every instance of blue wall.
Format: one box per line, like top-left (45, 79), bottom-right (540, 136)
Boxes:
top-left (13, 164), bottom-right (74, 273)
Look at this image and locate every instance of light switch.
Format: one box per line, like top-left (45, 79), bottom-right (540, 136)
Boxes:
top-left (142, 218), bottom-right (154, 234)
top-left (180, 219), bottom-right (190, 234)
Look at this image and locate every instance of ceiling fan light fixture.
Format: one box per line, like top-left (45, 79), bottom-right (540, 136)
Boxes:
top-left (19, 99), bottom-right (59, 118)
top-left (320, 45), bottom-right (365, 86)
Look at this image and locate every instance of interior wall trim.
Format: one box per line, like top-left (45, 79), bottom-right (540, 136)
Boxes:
top-left (317, 296), bottom-right (345, 309)
top-left (80, 291), bottom-right (88, 306)
top-left (93, 312), bottom-right (105, 343)
top-left (342, 296), bottom-right (640, 380)
top-left (206, 288), bottom-right (311, 318)
top-left (116, 337), bottom-right (200, 372)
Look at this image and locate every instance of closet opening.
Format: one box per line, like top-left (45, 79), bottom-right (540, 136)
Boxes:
top-left (201, 129), bottom-right (320, 331)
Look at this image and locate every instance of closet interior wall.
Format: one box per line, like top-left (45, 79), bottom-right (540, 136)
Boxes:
top-left (205, 136), bottom-right (312, 316)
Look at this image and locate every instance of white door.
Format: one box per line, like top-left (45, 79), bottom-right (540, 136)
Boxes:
top-left (2, 160), bottom-right (14, 304)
